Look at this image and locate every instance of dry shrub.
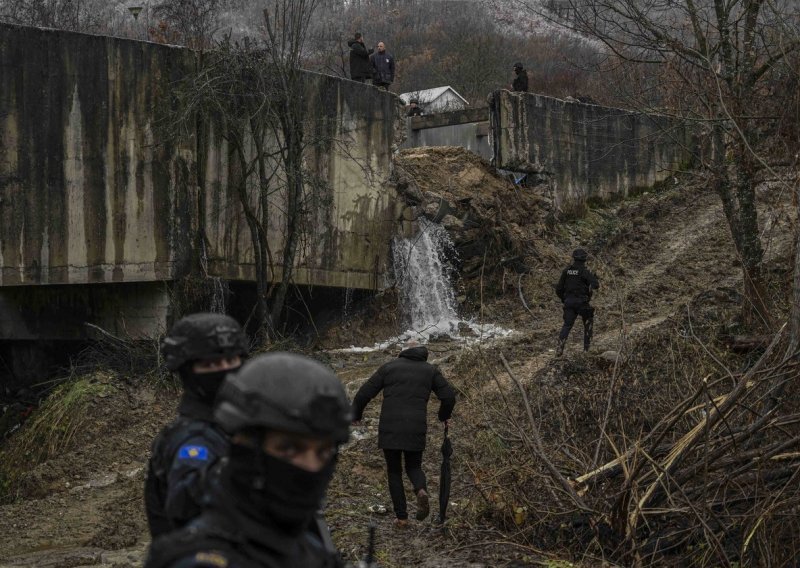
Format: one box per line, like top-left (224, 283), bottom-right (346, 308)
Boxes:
top-left (452, 289), bottom-right (800, 566)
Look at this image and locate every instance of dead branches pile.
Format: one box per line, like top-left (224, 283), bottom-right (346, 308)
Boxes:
top-left (457, 321), bottom-right (800, 566)
top-left (575, 326), bottom-right (800, 566)
top-left (76, 323), bottom-right (167, 385)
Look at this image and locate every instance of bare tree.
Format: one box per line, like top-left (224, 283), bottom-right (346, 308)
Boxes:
top-left (151, 0), bottom-right (231, 48)
top-left (254, 0), bottom-right (322, 330)
top-left (167, 0), bottom-right (341, 339)
top-left (0, 0), bottom-right (104, 31)
top-left (521, 0), bottom-right (800, 331)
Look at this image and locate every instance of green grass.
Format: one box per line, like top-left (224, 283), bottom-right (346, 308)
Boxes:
top-left (21, 373), bottom-right (114, 460)
top-left (0, 371), bottom-right (116, 500)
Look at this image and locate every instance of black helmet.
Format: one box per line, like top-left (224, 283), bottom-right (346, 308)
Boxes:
top-left (513, 62), bottom-right (524, 70)
top-left (215, 352), bottom-right (351, 444)
top-left (162, 313), bottom-right (248, 371)
top-left (572, 248), bottom-right (588, 261)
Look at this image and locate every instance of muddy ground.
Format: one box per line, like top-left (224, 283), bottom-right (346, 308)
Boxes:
top-left (0, 149), bottom-right (795, 567)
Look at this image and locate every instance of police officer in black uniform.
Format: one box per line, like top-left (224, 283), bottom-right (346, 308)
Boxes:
top-left (145, 352), bottom-right (352, 568)
top-left (145, 313), bottom-right (248, 537)
top-left (555, 248), bottom-right (600, 355)
top-left (406, 98), bottom-right (423, 117)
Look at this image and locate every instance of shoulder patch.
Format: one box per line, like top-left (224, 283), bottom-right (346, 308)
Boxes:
top-left (193, 551), bottom-right (228, 567)
top-left (178, 445), bottom-right (209, 461)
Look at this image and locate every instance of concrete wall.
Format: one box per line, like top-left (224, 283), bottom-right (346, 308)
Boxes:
top-left (0, 24), bottom-right (197, 287)
top-left (402, 107), bottom-right (491, 161)
top-left (0, 25), bottom-right (396, 287)
top-left (0, 24), bottom-right (400, 293)
top-left (0, 23), bottom-right (400, 347)
top-left (490, 90), bottom-right (693, 210)
top-left (202, 72), bottom-right (399, 290)
top-left (0, 282), bottom-right (170, 340)
top-left (0, 281), bottom-right (170, 386)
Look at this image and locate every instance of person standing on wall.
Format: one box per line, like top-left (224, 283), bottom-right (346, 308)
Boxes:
top-left (406, 98), bottom-right (424, 117)
top-left (144, 313), bottom-right (248, 537)
top-left (348, 32), bottom-right (373, 83)
top-left (555, 248), bottom-right (600, 355)
top-left (512, 62), bottom-right (529, 92)
top-left (351, 339), bottom-right (456, 529)
top-left (371, 41), bottom-right (395, 91)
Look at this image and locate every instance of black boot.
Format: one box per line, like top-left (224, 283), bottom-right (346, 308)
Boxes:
top-left (556, 338), bottom-right (566, 356)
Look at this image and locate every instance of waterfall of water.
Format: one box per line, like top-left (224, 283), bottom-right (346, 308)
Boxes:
top-left (209, 277), bottom-right (228, 314)
top-left (329, 218), bottom-right (515, 353)
top-left (392, 217), bottom-right (460, 338)
top-left (343, 287), bottom-right (354, 321)
top-left (199, 240), bottom-right (228, 314)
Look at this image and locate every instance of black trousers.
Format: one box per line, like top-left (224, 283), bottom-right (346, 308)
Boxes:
top-left (559, 302), bottom-right (594, 348)
top-left (383, 449), bottom-right (426, 520)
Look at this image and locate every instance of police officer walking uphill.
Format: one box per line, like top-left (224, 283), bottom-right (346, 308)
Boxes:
top-left (145, 313), bottom-right (248, 537)
top-left (145, 352), bottom-right (352, 568)
top-left (555, 249), bottom-right (600, 356)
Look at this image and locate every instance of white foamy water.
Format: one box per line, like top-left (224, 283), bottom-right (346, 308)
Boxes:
top-left (200, 240), bottom-right (228, 314)
top-left (331, 218), bottom-right (515, 353)
top-left (394, 217), bottom-right (460, 335)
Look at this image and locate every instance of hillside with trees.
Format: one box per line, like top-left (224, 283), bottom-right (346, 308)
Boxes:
top-left (0, 1), bottom-right (799, 566)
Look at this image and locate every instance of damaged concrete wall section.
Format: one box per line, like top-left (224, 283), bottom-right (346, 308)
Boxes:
top-left (0, 23), bottom-right (399, 347)
top-left (402, 107), bottom-right (491, 161)
top-left (490, 90), bottom-right (694, 211)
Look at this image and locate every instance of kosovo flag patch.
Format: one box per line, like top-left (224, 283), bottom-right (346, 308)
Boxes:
top-left (178, 444), bottom-right (209, 461)
top-left (193, 551), bottom-right (228, 567)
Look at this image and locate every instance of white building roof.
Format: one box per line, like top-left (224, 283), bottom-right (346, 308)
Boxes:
top-left (399, 86), bottom-right (469, 106)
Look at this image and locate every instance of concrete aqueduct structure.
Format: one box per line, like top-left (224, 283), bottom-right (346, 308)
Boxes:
top-left (0, 23), bottom-right (691, 383)
top-left (0, 23), bottom-right (401, 380)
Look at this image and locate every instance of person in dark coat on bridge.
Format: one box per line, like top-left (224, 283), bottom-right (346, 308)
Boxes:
top-left (348, 32), bottom-right (373, 83)
top-left (351, 340), bottom-right (455, 528)
top-left (370, 41), bottom-right (395, 90)
top-left (555, 248), bottom-right (600, 355)
top-left (512, 62), bottom-right (529, 92)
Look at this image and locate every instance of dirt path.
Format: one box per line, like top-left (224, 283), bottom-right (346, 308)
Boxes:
top-left (0, 182), bottom-right (774, 568)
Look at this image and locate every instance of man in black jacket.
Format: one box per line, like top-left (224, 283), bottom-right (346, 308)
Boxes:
top-left (512, 62), bottom-right (529, 92)
top-left (555, 248), bottom-right (600, 355)
top-left (347, 32), bottom-right (373, 83)
top-left (351, 340), bottom-right (455, 528)
top-left (370, 41), bottom-right (395, 90)
top-left (144, 313), bottom-right (248, 537)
